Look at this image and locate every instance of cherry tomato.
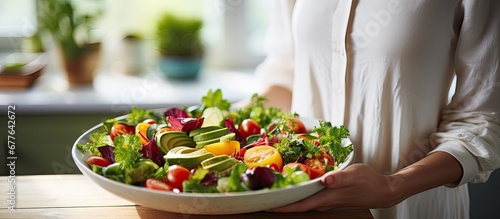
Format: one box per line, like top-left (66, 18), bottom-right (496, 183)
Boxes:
top-left (244, 146), bottom-right (283, 171)
top-left (282, 162), bottom-right (311, 177)
top-left (317, 151), bottom-right (335, 166)
top-left (143, 119), bottom-right (156, 125)
top-left (109, 123), bottom-right (135, 141)
top-left (239, 119), bottom-right (261, 140)
top-left (145, 178), bottom-right (174, 192)
top-left (86, 156), bottom-right (112, 167)
top-left (304, 158), bottom-right (326, 179)
top-left (267, 163), bottom-right (280, 172)
top-left (204, 140), bottom-right (240, 156)
top-left (286, 118), bottom-right (307, 134)
top-left (303, 151), bottom-right (334, 179)
top-left (166, 165), bottom-right (191, 191)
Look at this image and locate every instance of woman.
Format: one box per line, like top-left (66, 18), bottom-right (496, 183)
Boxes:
top-left (255, 1), bottom-right (500, 218)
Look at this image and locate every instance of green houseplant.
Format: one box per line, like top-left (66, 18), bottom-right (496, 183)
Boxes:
top-left (37, 0), bottom-right (102, 85)
top-left (156, 14), bottom-right (203, 79)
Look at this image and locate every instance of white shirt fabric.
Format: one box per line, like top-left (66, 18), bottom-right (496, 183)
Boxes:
top-left (255, 1), bottom-right (500, 218)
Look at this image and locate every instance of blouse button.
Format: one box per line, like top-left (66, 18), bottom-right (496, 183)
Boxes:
top-left (457, 133), bottom-right (467, 138)
top-left (337, 88), bottom-right (343, 94)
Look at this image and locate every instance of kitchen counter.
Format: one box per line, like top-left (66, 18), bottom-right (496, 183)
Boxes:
top-left (0, 175), bottom-right (373, 219)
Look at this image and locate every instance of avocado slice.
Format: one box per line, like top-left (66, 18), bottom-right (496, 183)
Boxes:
top-left (189, 126), bottom-right (223, 137)
top-left (202, 157), bottom-right (240, 172)
top-left (156, 131), bottom-right (194, 154)
top-left (195, 138), bottom-right (220, 149)
top-left (192, 128), bottom-right (228, 142)
top-left (164, 148), bottom-right (215, 170)
top-left (200, 155), bottom-right (230, 167)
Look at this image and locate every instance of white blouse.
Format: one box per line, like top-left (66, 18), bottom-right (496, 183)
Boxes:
top-left (255, 0), bottom-right (500, 218)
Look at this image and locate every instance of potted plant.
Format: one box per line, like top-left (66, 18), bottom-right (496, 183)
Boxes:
top-left (156, 14), bottom-right (203, 79)
top-left (37, 0), bottom-right (102, 85)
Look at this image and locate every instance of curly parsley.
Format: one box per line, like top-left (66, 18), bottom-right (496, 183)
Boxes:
top-left (312, 120), bottom-right (353, 163)
top-left (113, 135), bottom-right (142, 170)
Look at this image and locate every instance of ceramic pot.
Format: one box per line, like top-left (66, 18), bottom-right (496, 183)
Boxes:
top-left (60, 43), bottom-right (101, 85)
top-left (158, 56), bottom-right (202, 79)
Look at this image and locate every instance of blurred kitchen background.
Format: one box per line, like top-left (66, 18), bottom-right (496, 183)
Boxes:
top-left (0, 0), bottom-right (267, 174)
top-left (0, 1), bottom-right (498, 218)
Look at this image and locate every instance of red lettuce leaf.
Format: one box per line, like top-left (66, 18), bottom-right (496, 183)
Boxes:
top-left (98, 145), bottom-right (115, 163)
top-left (225, 118), bottom-right (246, 146)
top-left (167, 116), bottom-right (204, 133)
top-left (141, 139), bottom-right (165, 166)
top-left (200, 171), bottom-right (218, 187)
top-left (164, 108), bottom-right (189, 118)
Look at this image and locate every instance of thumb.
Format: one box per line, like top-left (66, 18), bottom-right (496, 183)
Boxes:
top-left (321, 164), bottom-right (372, 189)
top-left (321, 170), bottom-right (348, 189)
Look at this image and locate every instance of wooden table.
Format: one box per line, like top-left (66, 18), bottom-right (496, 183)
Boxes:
top-left (0, 174), bottom-right (373, 219)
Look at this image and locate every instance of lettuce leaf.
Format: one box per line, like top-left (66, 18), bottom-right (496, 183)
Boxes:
top-left (98, 145), bottom-right (115, 163)
top-left (164, 107), bottom-right (189, 118)
top-left (167, 116), bottom-right (204, 133)
top-left (226, 163), bottom-right (250, 192)
top-left (141, 139), bottom-right (165, 167)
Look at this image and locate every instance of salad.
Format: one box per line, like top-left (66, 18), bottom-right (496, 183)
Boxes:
top-left (77, 89), bottom-right (353, 193)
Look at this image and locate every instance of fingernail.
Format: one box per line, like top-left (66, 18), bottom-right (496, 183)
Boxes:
top-left (324, 175), bottom-right (334, 186)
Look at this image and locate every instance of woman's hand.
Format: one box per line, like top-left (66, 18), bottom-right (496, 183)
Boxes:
top-left (268, 152), bottom-right (463, 212)
top-left (268, 164), bottom-right (404, 212)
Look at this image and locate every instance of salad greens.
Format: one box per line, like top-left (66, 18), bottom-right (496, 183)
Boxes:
top-left (183, 168), bottom-right (219, 193)
top-left (272, 166), bottom-right (310, 189)
top-left (226, 163), bottom-right (250, 192)
top-left (233, 93), bottom-right (283, 129)
top-left (77, 132), bottom-right (109, 156)
top-left (127, 107), bottom-right (159, 126)
top-left (201, 89), bottom-right (231, 111)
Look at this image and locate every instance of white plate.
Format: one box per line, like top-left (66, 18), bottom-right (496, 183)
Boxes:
top-left (72, 116), bottom-right (353, 215)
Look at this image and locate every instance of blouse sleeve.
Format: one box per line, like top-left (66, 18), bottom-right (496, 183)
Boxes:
top-left (254, 0), bottom-right (295, 92)
top-left (430, 0), bottom-right (500, 186)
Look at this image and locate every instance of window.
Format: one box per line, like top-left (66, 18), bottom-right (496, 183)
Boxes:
top-left (204, 0), bottom-right (269, 69)
top-left (0, 0), bottom-right (270, 70)
top-left (0, 0), bottom-right (37, 52)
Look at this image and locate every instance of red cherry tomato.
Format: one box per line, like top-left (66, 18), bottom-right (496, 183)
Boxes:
top-left (318, 152), bottom-right (335, 166)
top-left (304, 152), bottom-right (335, 179)
top-left (267, 163), bottom-right (281, 172)
top-left (304, 158), bottom-right (326, 179)
top-left (239, 119), bottom-right (261, 140)
top-left (86, 156), bottom-right (112, 167)
top-left (166, 165), bottom-right (191, 191)
top-left (109, 123), bottom-right (135, 141)
top-left (286, 118), bottom-right (307, 134)
top-left (143, 119), bottom-right (156, 124)
top-left (145, 178), bottom-right (174, 192)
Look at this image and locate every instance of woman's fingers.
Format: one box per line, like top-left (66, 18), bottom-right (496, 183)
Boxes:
top-left (267, 164), bottom-right (389, 212)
